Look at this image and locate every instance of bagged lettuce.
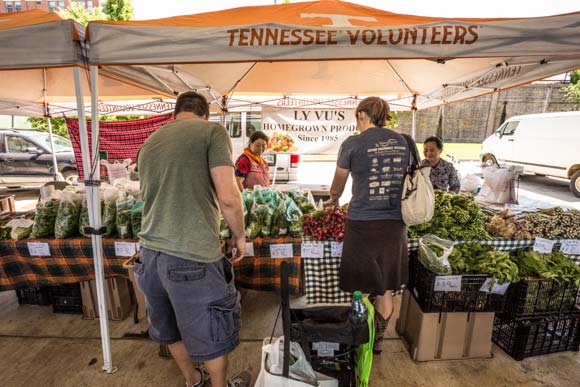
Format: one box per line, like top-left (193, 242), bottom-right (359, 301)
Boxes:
top-left (288, 187), bottom-right (316, 215)
top-left (116, 194), bottom-right (135, 239)
top-left (285, 196), bottom-right (304, 237)
top-left (131, 201), bottom-right (144, 238)
top-left (271, 199), bottom-right (288, 237)
top-left (31, 191), bottom-right (61, 238)
top-left (54, 191), bottom-right (81, 239)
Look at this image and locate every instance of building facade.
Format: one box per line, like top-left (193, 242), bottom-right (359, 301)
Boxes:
top-left (1, 0), bottom-right (101, 14)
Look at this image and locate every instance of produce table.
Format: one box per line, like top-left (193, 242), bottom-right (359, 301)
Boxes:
top-left (0, 238), bottom-right (129, 291)
top-left (303, 238), bottom-right (580, 305)
top-left (234, 237), bottom-right (303, 294)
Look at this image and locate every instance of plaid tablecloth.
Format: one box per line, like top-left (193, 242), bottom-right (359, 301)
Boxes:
top-left (233, 237), bottom-right (302, 294)
top-left (0, 238), bottom-right (129, 291)
top-left (305, 237), bottom-right (580, 305)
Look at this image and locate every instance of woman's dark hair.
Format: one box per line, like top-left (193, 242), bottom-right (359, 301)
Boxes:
top-left (174, 91), bottom-right (210, 117)
top-left (356, 97), bottom-right (392, 127)
top-left (424, 136), bottom-right (444, 150)
top-left (249, 130), bottom-right (269, 145)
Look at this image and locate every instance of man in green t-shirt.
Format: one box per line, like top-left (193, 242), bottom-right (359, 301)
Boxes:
top-left (135, 92), bottom-right (250, 387)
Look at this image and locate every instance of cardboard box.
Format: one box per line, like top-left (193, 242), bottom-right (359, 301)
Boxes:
top-left (396, 289), bottom-right (494, 362)
top-left (80, 278), bottom-right (133, 321)
top-left (123, 254), bottom-right (147, 322)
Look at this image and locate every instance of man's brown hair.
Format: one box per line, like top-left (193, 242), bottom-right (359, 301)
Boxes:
top-left (355, 97), bottom-right (392, 127)
top-left (174, 91), bottom-right (210, 117)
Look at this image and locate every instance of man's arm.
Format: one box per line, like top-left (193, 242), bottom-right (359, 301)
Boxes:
top-left (211, 165), bottom-right (246, 261)
top-left (324, 167), bottom-right (350, 206)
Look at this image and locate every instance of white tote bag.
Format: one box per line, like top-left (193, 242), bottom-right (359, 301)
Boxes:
top-left (254, 337), bottom-right (338, 387)
top-left (401, 135), bottom-right (435, 226)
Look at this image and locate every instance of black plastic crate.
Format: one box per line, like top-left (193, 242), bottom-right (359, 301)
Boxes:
top-left (16, 287), bottom-right (51, 306)
top-left (408, 252), bottom-right (506, 313)
top-left (48, 283), bottom-right (83, 314)
top-left (499, 279), bottom-right (580, 320)
top-left (492, 314), bottom-right (580, 361)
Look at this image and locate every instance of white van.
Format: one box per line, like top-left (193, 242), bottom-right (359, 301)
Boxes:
top-left (481, 111), bottom-right (580, 197)
top-left (211, 112), bottom-right (300, 182)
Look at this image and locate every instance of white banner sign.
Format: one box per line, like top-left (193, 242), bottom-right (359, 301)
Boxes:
top-left (262, 107), bottom-right (357, 154)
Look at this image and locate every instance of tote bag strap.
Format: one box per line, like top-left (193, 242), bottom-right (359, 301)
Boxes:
top-left (401, 134), bottom-right (421, 174)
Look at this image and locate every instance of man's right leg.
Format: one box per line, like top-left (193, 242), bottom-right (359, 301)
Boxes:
top-left (168, 341), bottom-right (203, 387)
top-left (204, 355), bottom-right (228, 387)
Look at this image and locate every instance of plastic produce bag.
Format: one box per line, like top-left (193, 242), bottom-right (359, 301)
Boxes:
top-left (285, 196), bottom-right (304, 237)
top-left (6, 219), bottom-right (34, 241)
top-left (271, 199), bottom-right (288, 237)
top-left (131, 201), bottom-right (144, 238)
top-left (255, 336), bottom-right (318, 387)
top-left (255, 201), bottom-right (274, 237)
top-left (460, 174), bottom-right (481, 193)
top-left (101, 158), bottom-right (131, 186)
top-left (116, 194), bottom-right (135, 239)
top-left (288, 187), bottom-right (316, 214)
top-left (418, 235), bottom-right (454, 275)
top-left (102, 187), bottom-right (120, 236)
top-left (246, 202), bottom-right (261, 239)
top-left (54, 191), bottom-right (81, 238)
top-left (476, 166), bottom-right (519, 205)
top-left (31, 190), bottom-right (62, 238)
top-left (254, 185), bottom-right (276, 205)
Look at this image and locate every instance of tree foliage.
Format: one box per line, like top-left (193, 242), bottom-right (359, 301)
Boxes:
top-left (27, 116), bottom-right (146, 139)
top-left (58, 1), bottom-right (106, 26)
top-left (102, 0), bottom-right (133, 21)
top-left (562, 69), bottom-right (580, 109)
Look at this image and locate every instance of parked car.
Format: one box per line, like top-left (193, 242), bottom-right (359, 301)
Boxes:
top-left (481, 111), bottom-right (580, 197)
top-left (0, 129), bottom-right (78, 188)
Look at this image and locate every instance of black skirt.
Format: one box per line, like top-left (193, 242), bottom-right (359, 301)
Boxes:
top-left (339, 219), bottom-right (408, 296)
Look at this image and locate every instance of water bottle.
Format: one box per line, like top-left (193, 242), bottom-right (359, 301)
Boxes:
top-left (349, 291), bottom-right (368, 324)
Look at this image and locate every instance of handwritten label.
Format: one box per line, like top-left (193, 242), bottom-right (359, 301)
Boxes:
top-left (533, 237), bottom-right (555, 254)
top-left (270, 243), bottom-right (294, 259)
top-left (560, 240), bottom-right (580, 256)
top-left (114, 242), bottom-right (138, 257)
top-left (301, 242), bottom-right (324, 258)
top-left (313, 342), bottom-right (340, 357)
top-left (27, 242), bottom-right (51, 257)
top-left (434, 276), bottom-right (462, 292)
top-left (480, 278), bottom-right (510, 295)
top-left (244, 242), bottom-right (255, 257)
top-left (331, 242), bottom-right (343, 258)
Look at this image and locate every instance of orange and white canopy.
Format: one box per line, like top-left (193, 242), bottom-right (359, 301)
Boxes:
top-left (0, 10), bottom-right (172, 117)
top-left (87, 0), bottom-right (580, 109)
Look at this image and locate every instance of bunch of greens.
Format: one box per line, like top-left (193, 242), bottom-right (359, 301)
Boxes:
top-left (130, 201), bottom-right (144, 238)
top-left (285, 195), bottom-right (304, 237)
top-left (54, 191), bottom-right (81, 239)
top-left (31, 197), bottom-right (61, 238)
top-left (288, 187), bottom-right (317, 215)
top-left (449, 243), bottom-right (519, 284)
top-left (102, 188), bottom-right (120, 236)
top-left (514, 250), bottom-right (580, 287)
top-left (116, 195), bottom-right (134, 239)
top-left (408, 190), bottom-right (490, 240)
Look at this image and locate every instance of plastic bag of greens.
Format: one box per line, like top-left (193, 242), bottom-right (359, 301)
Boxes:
top-left (6, 219), bottom-right (34, 241)
top-left (31, 190), bottom-right (62, 238)
top-left (54, 191), bottom-right (81, 238)
top-left (285, 196), bottom-right (304, 237)
top-left (246, 203), bottom-right (261, 239)
top-left (254, 185), bottom-right (276, 205)
top-left (131, 201), bottom-right (144, 238)
top-left (418, 235), bottom-right (454, 275)
top-left (271, 199), bottom-right (288, 237)
top-left (288, 187), bottom-right (316, 214)
top-left (101, 158), bottom-right (131, 186)
top-left (219, 212), bottom-right (231, 239)
top-left (257, 203), bottom-right (274, 237)
top-left (242, 200), bottom-right (248, 229)
top-left (116, 194), bottom-right (135, 239)
top-left (102, 187), bottom-right (120, 236)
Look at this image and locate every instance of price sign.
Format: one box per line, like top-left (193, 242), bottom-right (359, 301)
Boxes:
top-left (27, 242), bottom-right (51, 257)
top-left (270, 243), bottom-right (294, 259)
top-left (560, 240), bottom-right (580, 256)
top-left (115, 242), bottom-right (138, 257)
top-left (533, 237), bottom-right (555, 254)
top-left (313, 342), bottom-right (340, 357)
top-left (434, 276), bottom-right (462, 292)
top-left (244, 242), bottom-right (255, 257)
top-left (331, 242), bottom-right (343, 258)
top-left (480, 278), bottom-right (510, 295)
top-left (301, 242), bottom-right (324, 258)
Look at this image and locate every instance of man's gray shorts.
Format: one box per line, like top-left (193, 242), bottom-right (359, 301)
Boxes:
top-left (134, 247), bottom-right (241, 362)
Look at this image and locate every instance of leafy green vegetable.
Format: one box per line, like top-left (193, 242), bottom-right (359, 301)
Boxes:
top-left (116, 196), bottom-right (134, 239)
top-left (130, 201), bottom-right (144, 238)
top-left (54, 193), bottom-right (81, 239)
top-left (31, 198), bottom-right (60, 238)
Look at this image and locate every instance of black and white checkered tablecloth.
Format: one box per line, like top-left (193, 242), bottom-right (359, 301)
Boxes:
top-left (304, 238), bottom-right (580, 305)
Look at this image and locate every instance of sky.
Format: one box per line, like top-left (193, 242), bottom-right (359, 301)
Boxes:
top-left (132, 0), bottom-right (580, 20)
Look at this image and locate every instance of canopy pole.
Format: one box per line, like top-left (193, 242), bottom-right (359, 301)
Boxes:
top-left (73, 66), bottom-right (115, 374)
top-left (411, 94), bottom-right (418, 140)
top-left (43, 69), bottom-right (62, 182)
